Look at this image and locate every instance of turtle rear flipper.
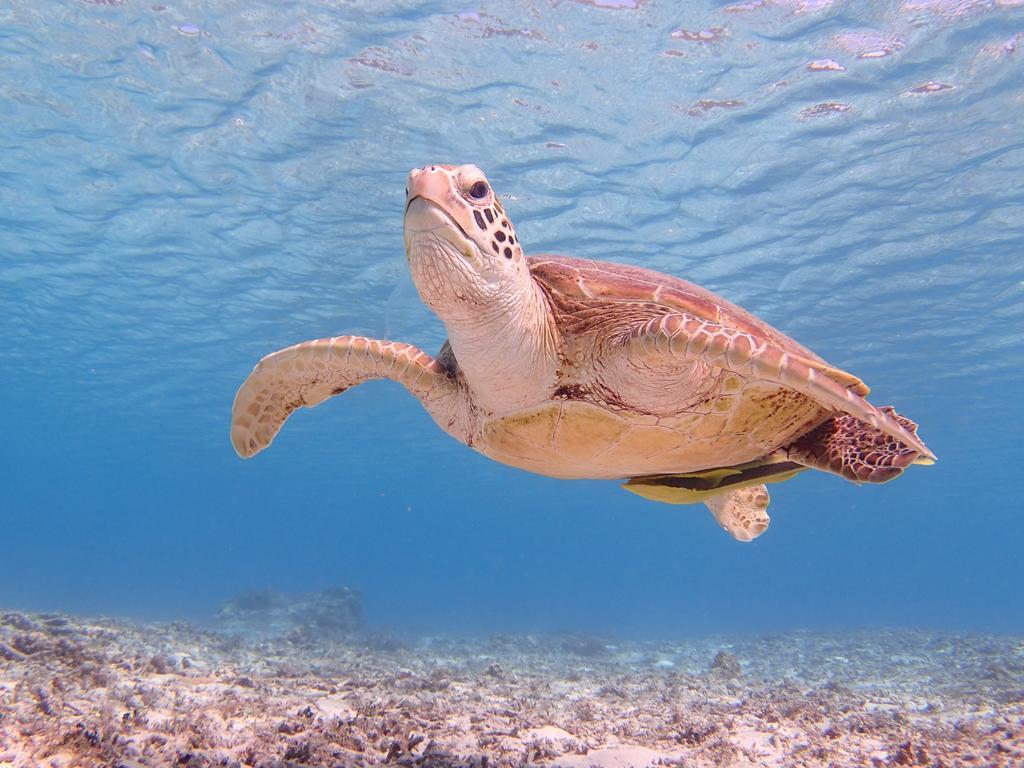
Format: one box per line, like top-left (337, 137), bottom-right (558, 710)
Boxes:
top-left (621, 460), bottom-right (808, 541)
top-left (705, 484), bottom-right (772, 542)
top-left (784, 406), bottom-right (931, 484)
top-left (623, 473), bottom-right (778, 541)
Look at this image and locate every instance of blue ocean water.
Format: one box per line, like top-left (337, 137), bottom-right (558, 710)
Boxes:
top-left (1, 0), bottom-right (1021, 639)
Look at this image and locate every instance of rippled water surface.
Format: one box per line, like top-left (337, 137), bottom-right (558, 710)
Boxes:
top-left (2, 0), bottom-right (1022, 634)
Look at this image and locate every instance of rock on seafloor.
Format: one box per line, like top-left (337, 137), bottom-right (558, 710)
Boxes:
top-left (0, 610), bottom-right (1022, 767)
top-left (215, 586), bottom-right (362, 642)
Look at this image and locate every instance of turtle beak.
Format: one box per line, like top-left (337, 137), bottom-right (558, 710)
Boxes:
top-left (404, 197), bottom-right (476, 262)
top-left (406, 166), bottom-right (456, 209)
top-left (404, 167), bottom-right (475, 254)
top-left (404, 196), bottom-right (462, 235)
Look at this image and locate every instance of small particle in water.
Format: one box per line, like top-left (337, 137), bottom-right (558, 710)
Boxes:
top-left (807, 58), bottom-right (846, 72)
top-left (724, 0), bottom-right (765, 11)
top-left (574, 0), bottom-right (641, 8)
top-left (1001, 33), bottom-right (1022, 53)
top-left (350, 47), bottom-right (412, 76)
top-left (794, 0), bottom-right (834, 12)
top-left (137, 43), bottom-right (158, 64)
top-left (545, 142), bottom-right (567, 149)
top-left (671, 27), bottom-right (727, 42)
top-left (481, 25), bottom-right (543, 40)
top-left (906, 81), bottom-right (954, 95)
top-left (175, 23), bottom-right (201, 37)
top-left (979, 33), bottom-right (1021, 58)
top-left (232, 117), bottom-right (245, 127)
top-left (833, 31), bottom-right (906, 59)
top-left (801, 101), bottom-right (853, 118)
top-left (904, 0), bottom-right (997, 15)
top-left (687, 99), bottom-right (745, 116)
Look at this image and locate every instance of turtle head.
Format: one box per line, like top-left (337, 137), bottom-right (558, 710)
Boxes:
top-left (404, 164), bottom-right (526, 317)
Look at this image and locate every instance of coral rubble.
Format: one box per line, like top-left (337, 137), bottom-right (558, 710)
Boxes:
top-left (0, 611), bottom-right (1022, 767)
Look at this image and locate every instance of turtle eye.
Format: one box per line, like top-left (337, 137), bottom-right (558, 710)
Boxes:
top-left (467, 180), bottom-right (489, 200)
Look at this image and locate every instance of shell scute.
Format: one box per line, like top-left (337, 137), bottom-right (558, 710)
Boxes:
top-left (481, 402), bottom-right (634, 479)
top-left (529, 254), bottom-right (820, 361)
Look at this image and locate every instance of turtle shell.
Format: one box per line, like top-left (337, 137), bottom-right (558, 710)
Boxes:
top-left (467, 254), bottom-right (876, 480)
top-left (527, 254), bottom-right (868, 396)
top-left (529, 255), bottom-right (813, 357)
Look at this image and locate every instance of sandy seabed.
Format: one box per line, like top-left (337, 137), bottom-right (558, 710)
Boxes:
top-left (0, 611), bottom-right (1022, 768)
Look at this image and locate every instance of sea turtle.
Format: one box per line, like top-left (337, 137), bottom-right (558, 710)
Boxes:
top-left (231, 164), bottom-right (935, 541)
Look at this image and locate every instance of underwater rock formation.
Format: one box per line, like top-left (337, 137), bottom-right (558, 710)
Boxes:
top-left (214, 586), bottom-right (361, 642)
top-left (709, 649), bottom-right (742, 680)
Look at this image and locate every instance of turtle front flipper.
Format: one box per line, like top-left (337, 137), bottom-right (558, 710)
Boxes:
top-left (231, 336), bottom-right (459, 458)
top-left (623, 313), bottom-right (936, 461)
